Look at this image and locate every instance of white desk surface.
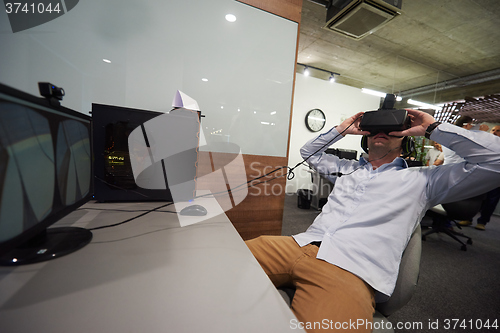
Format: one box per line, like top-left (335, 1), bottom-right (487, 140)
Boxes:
top-left (0, 193), bottom-right (303, 333)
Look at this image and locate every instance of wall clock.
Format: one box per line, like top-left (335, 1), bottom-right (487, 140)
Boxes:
top-left (305, 108), bottom-right (326, 132)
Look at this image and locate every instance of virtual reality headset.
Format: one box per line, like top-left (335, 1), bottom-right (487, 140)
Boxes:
top-left (359, 109), bottom-right (411, 135)
top-left (359, 94), bottom-right (411, 135)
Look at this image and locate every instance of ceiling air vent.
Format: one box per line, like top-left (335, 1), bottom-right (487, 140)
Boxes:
top-left (324, 0), bottom-right (402, 40)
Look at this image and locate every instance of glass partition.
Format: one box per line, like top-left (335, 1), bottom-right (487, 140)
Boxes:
top-left (0, 0), bottom-right (298, 157)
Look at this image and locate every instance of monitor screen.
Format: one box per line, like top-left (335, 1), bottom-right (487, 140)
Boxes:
top-left (92, 103), bottom-right (175, 202)
top-left (0, 83), bottom-right (93, 265)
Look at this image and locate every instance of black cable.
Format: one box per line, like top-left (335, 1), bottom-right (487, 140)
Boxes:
top-left (329, 145), bottom-right (402, 178)
top-left (87, 202), bottom-right (174, 231)
top-left (88, 117), bottom-right (402, 231)
top-left (77, 207), bottom-right (176, 213)
top-left (289, 118), bottom-right (359, 176)
top-left (194, 118), bottom-right (361, 200)
top-left (90, 118), bottom-right (361, 215)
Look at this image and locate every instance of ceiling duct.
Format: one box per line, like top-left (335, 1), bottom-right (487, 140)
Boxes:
top-left (399, 68), bottom-right (500, 98)
top-left (324, 0), bottom-right (402, 40)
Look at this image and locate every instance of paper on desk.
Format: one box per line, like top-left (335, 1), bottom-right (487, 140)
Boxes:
top-left (172, 90), bottom-right (200, 111)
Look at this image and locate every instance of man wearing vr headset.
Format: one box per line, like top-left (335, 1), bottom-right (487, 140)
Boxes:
top-left (246, 109), bottom-right (500, 332)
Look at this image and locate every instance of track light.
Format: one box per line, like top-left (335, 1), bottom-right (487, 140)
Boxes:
top-left (297, 63), bottom-right (340, 82)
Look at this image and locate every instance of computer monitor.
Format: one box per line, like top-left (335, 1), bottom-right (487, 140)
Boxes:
top-left (0, 83), bottom-right (93, 265)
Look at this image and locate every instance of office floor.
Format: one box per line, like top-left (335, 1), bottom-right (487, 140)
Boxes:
top-left (281, 193), bottom-right (500, 333)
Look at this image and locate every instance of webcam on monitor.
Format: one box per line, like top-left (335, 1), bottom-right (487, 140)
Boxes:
top-left (38, 82), bottom-right (65, 106)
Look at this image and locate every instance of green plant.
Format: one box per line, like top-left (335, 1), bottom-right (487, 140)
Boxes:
top-left (409, 136), bottom-right (428, 163)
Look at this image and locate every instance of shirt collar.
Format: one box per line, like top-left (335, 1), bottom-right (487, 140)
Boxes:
top-left (359, 156), bottom-right (408, 170)
top-left (394, 157), bottom-right (409, 168)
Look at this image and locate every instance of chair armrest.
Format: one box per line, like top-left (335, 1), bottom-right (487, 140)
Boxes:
top-left (429, 204), bottom-right (446, 216)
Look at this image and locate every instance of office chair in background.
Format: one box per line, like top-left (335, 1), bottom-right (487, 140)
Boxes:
top-left (279, 225), bottom-right (422, 333)
top-left (423, 194), bottom-right (485, 251)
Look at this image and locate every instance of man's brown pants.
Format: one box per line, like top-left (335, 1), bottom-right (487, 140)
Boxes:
top-left (245, 236), bottom-right (375, 332)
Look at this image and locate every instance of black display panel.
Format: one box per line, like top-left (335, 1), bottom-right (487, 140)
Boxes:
top-left (92, 103), bottom-right (173, 202)
top-left (0, 83), bottom-right (93, 265)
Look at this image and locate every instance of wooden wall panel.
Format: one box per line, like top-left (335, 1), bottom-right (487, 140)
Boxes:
top-left (197, 151), bottom-right (288, 240)
top-left (237, 0), bottom-right (303, 23)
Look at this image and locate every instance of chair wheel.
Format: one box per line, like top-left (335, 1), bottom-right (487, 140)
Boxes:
top-left (461, 245), bottom-right (467, 251)
top-left (467, 239), bottom-right (473, 245)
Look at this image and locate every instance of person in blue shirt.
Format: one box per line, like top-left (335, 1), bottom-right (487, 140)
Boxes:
top-left (246, 109), bottom-right (500, 333)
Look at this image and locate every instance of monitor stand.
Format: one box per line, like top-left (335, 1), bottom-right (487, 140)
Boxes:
top-left (0, 227), bottom-right (92, 266)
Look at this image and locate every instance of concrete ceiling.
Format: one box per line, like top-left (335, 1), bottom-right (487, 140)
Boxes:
top-left (297, 0), bottom-right (500, 110)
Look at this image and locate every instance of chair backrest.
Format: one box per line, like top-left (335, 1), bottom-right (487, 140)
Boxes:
top-left (442, 194), bottom-right (485, 221)
top-left (279, 225), bottom-right (422, 317)
top-left (375, 224), bottom-right (421, 317)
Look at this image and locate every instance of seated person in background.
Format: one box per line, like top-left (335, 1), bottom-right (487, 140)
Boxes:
top-left (246, 110), bottom-right (500, 333)
top-left (479, 123), bottom-right (490, 132)
top-left (433, 153), bottom-right (444, 166)
top-left (491, 124), bottom-right (500, 136)
top-left (426, 141), bottom-right (443, 166)
top-left (459, 125), bottom-right (500, 230)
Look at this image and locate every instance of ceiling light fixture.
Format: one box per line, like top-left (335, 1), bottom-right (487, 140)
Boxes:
top-left (407, 99), bottom-right (442, 111)
top-left (102, 59), bottom-right (111, 63)
top-left (329, 74), bottom-right (336, 83)
top-left (362, 88), bottom-right (402, 101)
top-left (225, 14), bottom-right (236, 22)
top-left (361, 88), bottom-right (386, 98)
top-left (304, 66), bottom-right (310, 76)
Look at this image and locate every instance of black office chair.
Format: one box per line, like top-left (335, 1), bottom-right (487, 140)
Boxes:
top-left (423, 195), bottom-right (485, 251)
